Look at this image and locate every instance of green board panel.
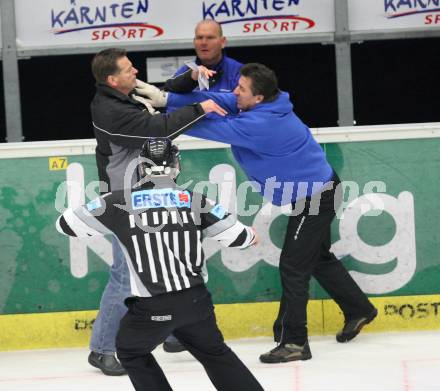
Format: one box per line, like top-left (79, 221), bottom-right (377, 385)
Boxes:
top-left (0, 138), bottom-right (439, 315)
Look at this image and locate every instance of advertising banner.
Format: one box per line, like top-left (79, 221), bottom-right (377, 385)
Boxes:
top-left (1, 138), bottom-right (439, 316)
top-left (14, 0), bottom-right (335, 48)
top-left (349, 0), bottom-right (440, 31)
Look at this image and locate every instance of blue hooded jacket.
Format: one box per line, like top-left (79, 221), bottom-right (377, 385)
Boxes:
top-left (168, 91), bottom-right (334, 206)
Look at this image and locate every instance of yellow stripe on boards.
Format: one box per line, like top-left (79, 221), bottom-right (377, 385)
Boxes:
top-left (0, 310), bottom-right (98, 351)
top-left (323, 294), bottom-right (440, 334)
top-left (214, 300), bottom-right (324, 339)
top-left (1, 295), bottom-right (439, 351)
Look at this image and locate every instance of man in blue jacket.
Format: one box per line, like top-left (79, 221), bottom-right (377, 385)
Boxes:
top-left (154, 19), bottom-right (242, 353)
top-left (136, 63), bottom-right (377, 363)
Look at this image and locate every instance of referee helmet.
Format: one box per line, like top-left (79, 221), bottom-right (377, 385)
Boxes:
top-left (138, 138), bottom-right (181, 180)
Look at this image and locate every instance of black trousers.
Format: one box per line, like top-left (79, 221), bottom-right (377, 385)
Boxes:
top-left (274, 174), bottom-right (376, 345)
top-left (116, 285), bottom-right (263, 391)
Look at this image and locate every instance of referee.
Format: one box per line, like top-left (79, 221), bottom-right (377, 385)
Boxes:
top-left (56, 138), bottom-right (264, 391)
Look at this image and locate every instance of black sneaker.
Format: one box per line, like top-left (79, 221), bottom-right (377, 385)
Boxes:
top-left (259, 341), bottom-right (312, 363)
top-left (163, 338), bottom-right (186, 353)
top-left (88, 352), bottom-right (127, 376)
top-left (336, 308), bottom-right (378, 343)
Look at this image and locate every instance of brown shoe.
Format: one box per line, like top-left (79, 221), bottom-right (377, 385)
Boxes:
top-left (259, 341), bottom-right (312, 363)
top-left (336, 308), bottom-right (378, 343)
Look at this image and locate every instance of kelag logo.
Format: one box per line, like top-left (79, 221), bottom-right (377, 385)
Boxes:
top-left (384, 0), bottom-right (440, 25)
top-left (202, 0), bottom-right (315, 34)
top-left (50, 0), bottom-right (164, 41)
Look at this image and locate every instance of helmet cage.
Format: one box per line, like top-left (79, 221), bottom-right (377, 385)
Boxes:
top-left (137, 138), bottom-right (180, 181)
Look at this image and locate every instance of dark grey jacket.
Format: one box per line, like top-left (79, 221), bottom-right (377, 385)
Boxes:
top-left (91, 83), bottom-right (205, 193)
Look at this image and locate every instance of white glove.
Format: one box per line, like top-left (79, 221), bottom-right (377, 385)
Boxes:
top-left (132, 94), bottom-right (160, 115)
top-left (135, 79), bottom-right (168, 107)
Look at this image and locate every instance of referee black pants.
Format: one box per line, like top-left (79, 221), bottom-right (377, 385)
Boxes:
top-left (116, 285), bottom-right (263, 391)
top-left (273, 174), bottom-right (376, 345)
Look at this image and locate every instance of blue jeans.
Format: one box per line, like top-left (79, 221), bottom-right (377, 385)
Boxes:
top-left (90, 237), bottom-right (131, 354)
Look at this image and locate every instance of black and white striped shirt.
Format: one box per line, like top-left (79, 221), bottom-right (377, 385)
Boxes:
top-left (56, 182), bottom-right (255, 297)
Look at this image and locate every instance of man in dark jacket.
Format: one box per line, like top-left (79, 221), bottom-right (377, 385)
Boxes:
top-left (87, 48), bottom-right (226, 376)
top-left (56, 138), bottom-right (264, 391)
top-left (137, 63), bottom-right (378, 363)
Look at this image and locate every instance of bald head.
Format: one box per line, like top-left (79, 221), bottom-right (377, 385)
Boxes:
top-left (195, 19), bottom-right (223, 37)
top-left (193, 19), bottom-right (226, 67)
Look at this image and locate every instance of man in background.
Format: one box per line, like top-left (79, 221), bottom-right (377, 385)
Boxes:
top-left (159, 19), bottom-right (242, 353)
top-left (164, 19), bottom-right (242, 93)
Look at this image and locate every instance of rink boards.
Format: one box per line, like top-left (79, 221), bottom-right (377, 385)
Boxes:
top-left (0, 123), bottom-right (440, 350)
top-left (1, 295), bottom-right (440, 350)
